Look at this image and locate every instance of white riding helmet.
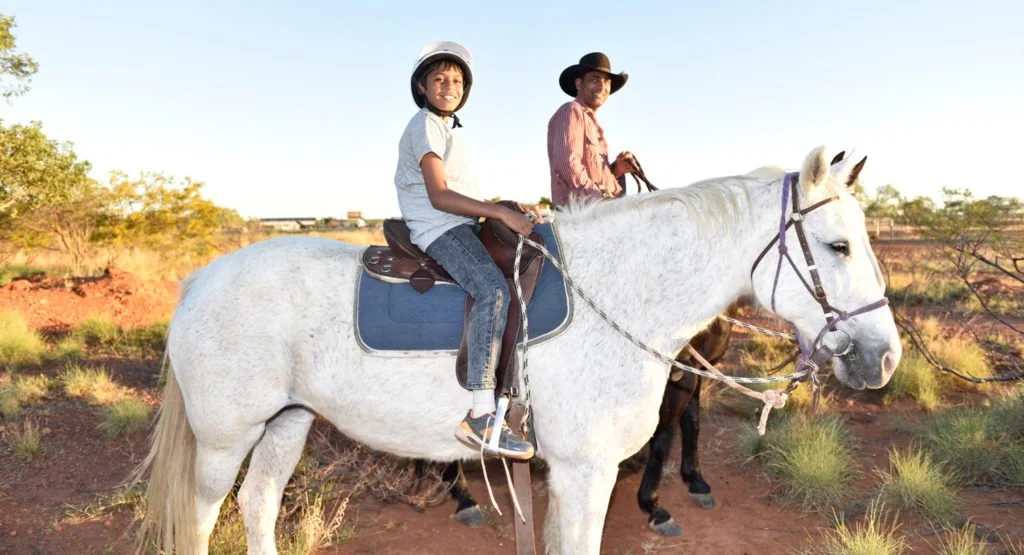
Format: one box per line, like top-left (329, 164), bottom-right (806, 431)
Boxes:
top-left (410, 41), bottom-right (473, 113)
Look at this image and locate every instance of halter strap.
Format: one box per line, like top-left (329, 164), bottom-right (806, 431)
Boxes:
top-left (750, 172), bottom-right (890, 382)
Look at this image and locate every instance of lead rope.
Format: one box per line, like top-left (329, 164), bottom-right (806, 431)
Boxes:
top-left (684, 345), bottom-right (788, 436)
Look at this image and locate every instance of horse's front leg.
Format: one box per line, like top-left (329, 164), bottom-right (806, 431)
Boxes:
top-left (637, 380), bottom-right (688, 536)
top-left (680, 375), bottom-right (714, 508)
top-left (545, 459), bottom-right (619, 554)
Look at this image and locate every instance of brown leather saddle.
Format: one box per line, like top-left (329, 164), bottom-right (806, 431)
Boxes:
top-left (362, 208), bottom-right (545, 395)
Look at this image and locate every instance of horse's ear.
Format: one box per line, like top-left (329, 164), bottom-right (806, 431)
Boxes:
top-left (845, 156), bottom-right (867, 188)
top-left (800, 145), bottom-right (830, 189)
top-left (830, 151), bottom-right (846, 166)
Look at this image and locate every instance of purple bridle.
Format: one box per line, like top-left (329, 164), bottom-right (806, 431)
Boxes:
top-left (750, 172), bottom-right (891, 380)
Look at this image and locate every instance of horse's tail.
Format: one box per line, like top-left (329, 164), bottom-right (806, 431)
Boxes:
top-left (132, 354), bottom-right (198, 554)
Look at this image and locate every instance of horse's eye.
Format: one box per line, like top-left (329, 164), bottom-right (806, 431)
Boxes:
top-left (830, 241), bottom-right (850, 256)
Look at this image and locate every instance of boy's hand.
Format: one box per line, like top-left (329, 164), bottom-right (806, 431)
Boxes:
top-left (498, 206), bottom-right (534, 236)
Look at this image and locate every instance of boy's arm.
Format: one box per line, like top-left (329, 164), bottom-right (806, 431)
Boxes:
top-left (420, 154), bottom-right (533, 236)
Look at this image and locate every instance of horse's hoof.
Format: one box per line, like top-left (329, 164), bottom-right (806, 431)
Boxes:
top-left (650, 517), bottom-right (683, 537)
top-left (453, 506), bottom-right (485, 528)
top-left (690, 492), bottom-right (715, 509)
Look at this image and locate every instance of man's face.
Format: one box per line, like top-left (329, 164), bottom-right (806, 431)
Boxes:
top-left (418, 65), bottom-right (464, 113)
top-left (575, 71), bottom-right (611, 110)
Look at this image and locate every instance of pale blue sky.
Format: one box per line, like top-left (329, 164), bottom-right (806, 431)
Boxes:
top-left (3, 1), bottom-right (1022, 218)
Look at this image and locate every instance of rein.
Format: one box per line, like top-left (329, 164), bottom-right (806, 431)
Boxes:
top-left (509, 171), bottom-right (890, 434)
top-left (629, 156), bottom-right (659, 193)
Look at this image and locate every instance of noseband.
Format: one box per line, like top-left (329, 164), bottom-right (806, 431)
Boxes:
top-left (750, 172), bottom-right (890, 375)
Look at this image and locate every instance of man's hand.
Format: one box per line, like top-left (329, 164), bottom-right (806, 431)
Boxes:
top-left (612, 151), bottom-right (639, 178)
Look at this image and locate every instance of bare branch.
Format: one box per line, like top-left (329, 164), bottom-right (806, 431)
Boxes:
top-left (954, 270), bottom-right (1024, 337)
top-left (892, 305), bottom-right (1024, 383)
top-left (968, 250), bottom-right (1023, 284)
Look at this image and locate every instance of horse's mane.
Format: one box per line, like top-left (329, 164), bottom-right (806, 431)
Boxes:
top-left (555, 175), bottom-right (767, 242)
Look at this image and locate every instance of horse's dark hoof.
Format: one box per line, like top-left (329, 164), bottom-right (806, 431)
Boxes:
top-left (650, 517), bottom-right (683, 537)
top-left (689, 492), bottom-right (715, 509)
top-left (453, 506), bottom-right (485, 528)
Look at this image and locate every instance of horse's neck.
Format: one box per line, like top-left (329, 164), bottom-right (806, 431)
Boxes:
top-left (555, 181), bottom-right (779, 350)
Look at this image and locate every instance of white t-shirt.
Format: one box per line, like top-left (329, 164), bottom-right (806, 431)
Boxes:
top-left (394, 109), bottom-right (481, 250)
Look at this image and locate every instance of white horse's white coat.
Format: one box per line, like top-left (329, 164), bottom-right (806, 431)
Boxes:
top-left (137, 147), bottom-right (901, 554)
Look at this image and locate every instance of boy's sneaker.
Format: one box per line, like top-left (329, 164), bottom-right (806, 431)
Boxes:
top-left (455, 410), bottom-right (535, 460)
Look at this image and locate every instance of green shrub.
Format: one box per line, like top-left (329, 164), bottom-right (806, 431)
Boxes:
top-left (74, 316), bottom-right (123, 351)
top-left (99, 397), bottom-right (153, 437)
top-left (0, 310), bottom-right (45, 368)
top-left (72, 317), bottom-right (167, 358)
top-left (0, 265), bottom-right (48, 286)
top-left (923, 392), bottom-right (1024, 487)
top-left (124, 321), bottom-right (168, 357)
top-left (875, 447), bottom-right (959, 524)
top-left (0, 373), bottom-right (52, 419)
top-left (10, 420), bottom-right (41, 460)
top-left (0, 391), bottom-right (20, 418)
top-left (812, 503), bottom-right (906, 554)
top-left (936, 521), bottom-right (987, 555)
top-left (744, 414), bottom-right (855, 510)
top-left (59, 364), bottom-right (122, 406)
top-left (52, 336), bottom-right (84, 362)
top-left (911, 318), bottom-right (993, 389)
top-left (884, 350), bottom-right (941, 411)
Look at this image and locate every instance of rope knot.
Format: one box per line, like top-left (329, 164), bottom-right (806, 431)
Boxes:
top-left (757, 390), bottom-right (789, 436)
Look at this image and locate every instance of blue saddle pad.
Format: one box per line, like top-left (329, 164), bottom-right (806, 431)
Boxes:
top-left (356, 223), bottom-right (571, 352)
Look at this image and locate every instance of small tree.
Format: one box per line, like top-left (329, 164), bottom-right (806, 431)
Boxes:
top-left (892, 188), bottom-right (1024, 379)
top-left (93, 171), bottom-right (243, 256)
top-left (0, 120), bottom-right (92, 221)
top-left (1, 12), bottom-right (38, 100)
top-left (863, 185), bottom-right (904, 220)
top-left (4, 178), bottom-right (104, 274)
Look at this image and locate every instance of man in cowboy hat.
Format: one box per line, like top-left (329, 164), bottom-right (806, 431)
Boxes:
top-left (547, 52), bottom-right (638, 206)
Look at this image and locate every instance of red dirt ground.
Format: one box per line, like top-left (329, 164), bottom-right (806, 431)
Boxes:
top-left (1, 264), bottom-right (1022, 554)
top-left (0, 266), bottom-right (177, 332)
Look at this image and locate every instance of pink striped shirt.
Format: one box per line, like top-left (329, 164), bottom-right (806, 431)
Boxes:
top-left (547, 99), bottom-right (622, 206)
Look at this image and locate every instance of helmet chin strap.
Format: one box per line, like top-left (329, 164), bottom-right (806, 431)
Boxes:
top-left (424, 101), bottom-right (462, 128)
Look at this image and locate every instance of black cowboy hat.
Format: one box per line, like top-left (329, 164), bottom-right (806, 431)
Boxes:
top-left (558, 52), bottom-right (628, 97)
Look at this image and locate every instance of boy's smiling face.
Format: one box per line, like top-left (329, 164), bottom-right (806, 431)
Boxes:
top-left (418, 64), bottom-right (464, 113)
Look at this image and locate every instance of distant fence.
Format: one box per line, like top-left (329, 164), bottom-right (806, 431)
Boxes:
top-left (866, 218), bottom-right (1024, 240)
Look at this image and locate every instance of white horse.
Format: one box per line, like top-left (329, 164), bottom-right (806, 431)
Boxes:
top-left (136, 146), bottom-right (901, 554)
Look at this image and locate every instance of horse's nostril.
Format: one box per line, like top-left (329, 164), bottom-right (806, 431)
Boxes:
top-left (882, 350), bottom-right (899, 377)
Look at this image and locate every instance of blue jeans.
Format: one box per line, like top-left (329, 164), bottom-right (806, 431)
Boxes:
top-left (426, 224), bottom-right (509, 390)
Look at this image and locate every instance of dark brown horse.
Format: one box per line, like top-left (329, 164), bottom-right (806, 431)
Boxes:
top-left (422, 311), bottom-right (735, 536)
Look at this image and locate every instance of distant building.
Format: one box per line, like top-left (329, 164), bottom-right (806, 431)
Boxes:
top-left (346, 211), bottom-right (363, 219)
top-left (259, 217), bottom-right (317, 232)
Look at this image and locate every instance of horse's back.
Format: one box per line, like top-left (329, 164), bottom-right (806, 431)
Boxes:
top-left (168, 236), bottom-right (363, 435)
